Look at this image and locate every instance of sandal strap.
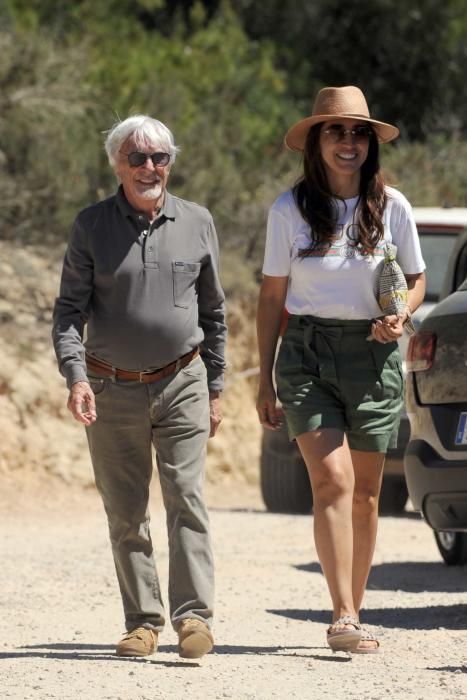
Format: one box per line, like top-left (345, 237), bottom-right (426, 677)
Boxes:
top-left (360, 628), bottom-right (379, 643)
top-left (327, 615), bottom-right (361, 634)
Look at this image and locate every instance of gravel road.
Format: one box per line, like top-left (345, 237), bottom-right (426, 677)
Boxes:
top-left (1, 480), bottom-right (466, 700)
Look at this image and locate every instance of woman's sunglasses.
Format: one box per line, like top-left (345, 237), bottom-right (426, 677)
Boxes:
top-left (122, 151), bottom-right (171, 168)
top-left (322, 125), bottom-right (373, 143)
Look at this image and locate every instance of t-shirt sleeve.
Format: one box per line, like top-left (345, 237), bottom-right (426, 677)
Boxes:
top-left (262, 206), bottom-right (292, 277)
top-left (388, 190), bottom-right (426, 274)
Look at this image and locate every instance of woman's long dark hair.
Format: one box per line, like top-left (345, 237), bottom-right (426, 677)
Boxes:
top-left (292, 123), bottom-right (387, 255)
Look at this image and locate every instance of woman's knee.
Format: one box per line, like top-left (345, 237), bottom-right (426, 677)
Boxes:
top-left (311, 468), bottom-right (353, 506)
top-left (353, 482), bottom-right (380, 514)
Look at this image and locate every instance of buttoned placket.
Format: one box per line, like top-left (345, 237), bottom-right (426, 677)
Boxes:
top-left (137, 213), bottom-right (160, 270)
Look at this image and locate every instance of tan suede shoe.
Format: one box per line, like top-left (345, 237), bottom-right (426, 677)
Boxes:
top-left (177, 619), bottom-right (214, 659)
top-left (116, 627), bottom-right (158, 657)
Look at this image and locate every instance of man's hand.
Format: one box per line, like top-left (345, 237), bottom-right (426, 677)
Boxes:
top-left (67, 381), bottom-right (97, 425)
top-left (208, 391), bottom-right (222, 437)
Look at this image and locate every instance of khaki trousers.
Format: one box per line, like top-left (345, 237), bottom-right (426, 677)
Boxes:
top-left (85, 355), bottom-right (213, 632)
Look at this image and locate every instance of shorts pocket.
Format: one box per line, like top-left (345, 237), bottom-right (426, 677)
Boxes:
top-left (172, 261), bottom-right (201, 308)
top-left (275, 330), bottom-right (307, 404)
top-left (369, 342), bottom-right (403, 400)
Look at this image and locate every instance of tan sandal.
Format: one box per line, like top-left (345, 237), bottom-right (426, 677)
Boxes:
top-left (327, 615), bottom-right (362, 653)
top-left (353, 628), bottom-right (380, 654)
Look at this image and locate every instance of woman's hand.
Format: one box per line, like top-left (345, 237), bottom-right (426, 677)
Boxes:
top-left (256, 382), bottom-right (283, 430)
top-left (370, 314), bottom-right (404, 343)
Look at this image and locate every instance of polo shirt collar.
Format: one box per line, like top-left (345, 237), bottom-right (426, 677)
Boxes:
top-left (160, 191), bottom-right (176, 220)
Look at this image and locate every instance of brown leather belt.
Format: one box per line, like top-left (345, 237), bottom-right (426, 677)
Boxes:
top-left (85, 348), bottom-right (199, 384)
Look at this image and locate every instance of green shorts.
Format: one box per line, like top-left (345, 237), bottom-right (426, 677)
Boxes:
top-left (275, 314), bottom-right (404, 453)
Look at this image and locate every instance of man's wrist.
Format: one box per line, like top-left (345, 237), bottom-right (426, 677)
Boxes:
top-left (209, 390), bottom-right (221, 399)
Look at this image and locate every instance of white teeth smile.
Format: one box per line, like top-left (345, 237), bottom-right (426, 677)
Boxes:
top-left (337, 153), bottom-right (357, 160)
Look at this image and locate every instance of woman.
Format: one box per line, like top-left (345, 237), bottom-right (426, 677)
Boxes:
top-left (256, 86), bottom-right (426, 654)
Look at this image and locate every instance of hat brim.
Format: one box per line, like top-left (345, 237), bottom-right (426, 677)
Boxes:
top-left (284, 114), bottom-right (400, 151)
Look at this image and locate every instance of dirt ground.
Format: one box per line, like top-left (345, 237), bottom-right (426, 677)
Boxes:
top-left (1, 475), bottom-right (466, 700)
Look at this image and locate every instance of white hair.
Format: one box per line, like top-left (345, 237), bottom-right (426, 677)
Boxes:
top-left (104, 115), bottom-right (179, 168)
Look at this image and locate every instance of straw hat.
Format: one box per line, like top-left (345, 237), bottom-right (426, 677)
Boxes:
top-left (284, 85), bottom-right (399, 151)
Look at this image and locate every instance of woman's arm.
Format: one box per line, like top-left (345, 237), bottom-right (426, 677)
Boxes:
top-left (256, 275), bottom-right (288, 429)
top-left (405, 271), bottom-right (426, 317)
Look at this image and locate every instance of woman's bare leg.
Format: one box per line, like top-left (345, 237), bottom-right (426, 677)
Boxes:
top-left (350, 449), bottom-right (385, 650)
top-left (350, 450), bottom-right (385, 611)
top-left (296, 428), bottom-right (357, 622)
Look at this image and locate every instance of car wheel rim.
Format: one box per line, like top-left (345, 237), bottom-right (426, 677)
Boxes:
top-left (437, 531), bottom-right (456, 550)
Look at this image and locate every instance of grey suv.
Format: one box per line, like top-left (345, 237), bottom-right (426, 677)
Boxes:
top-left (260, 207), bottom-right (467, 515)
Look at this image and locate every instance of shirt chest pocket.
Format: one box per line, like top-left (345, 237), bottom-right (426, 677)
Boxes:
top-left (172, 261), bottom-right (201, 308)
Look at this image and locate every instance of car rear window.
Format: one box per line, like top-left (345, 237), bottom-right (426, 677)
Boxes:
top-left (418, 232), bottom-right (458, 301)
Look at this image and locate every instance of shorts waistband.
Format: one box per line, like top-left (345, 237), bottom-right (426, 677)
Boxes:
top-left (287, 314), bottom-right (372, 333)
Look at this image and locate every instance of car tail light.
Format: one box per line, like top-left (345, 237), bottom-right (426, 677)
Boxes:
top-left (406, 332), bottom-right (437, 371)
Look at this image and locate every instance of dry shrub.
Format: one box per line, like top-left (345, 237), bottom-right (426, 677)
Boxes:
top-left (206, 297), bottom-right (261, 486)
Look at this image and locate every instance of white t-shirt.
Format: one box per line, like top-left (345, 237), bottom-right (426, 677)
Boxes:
top-left (262, 186), bottom-right (426, 319)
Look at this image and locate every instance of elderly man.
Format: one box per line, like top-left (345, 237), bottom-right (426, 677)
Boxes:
top-left (52, 115), bottom-right (226, 659)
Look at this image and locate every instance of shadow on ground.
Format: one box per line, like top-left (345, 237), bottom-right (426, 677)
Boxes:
top-left (0, 642), bottom-right (353, 664)
top-left (0, 643), bottom-right (198, 668)
top-left (295, 560), bottom-right (466, 593)
top-left (267, 604), bottom-right (467, 630)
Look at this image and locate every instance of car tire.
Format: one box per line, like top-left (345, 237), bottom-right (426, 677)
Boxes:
top-left (260, 428), bottom-right (313, 514)
top-left (379, 476), bottom-right (408, 515)
top-left (434, 531), bottom-right (467, 566)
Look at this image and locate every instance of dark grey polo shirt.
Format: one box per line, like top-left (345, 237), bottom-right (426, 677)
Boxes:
top-left (52, 187), bottom-right (226, 391)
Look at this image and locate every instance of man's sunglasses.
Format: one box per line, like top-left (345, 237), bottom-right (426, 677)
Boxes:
top-left (122, 151), bottom-right (171, 168)
top-left (322, 124), bottom-right (373, 143)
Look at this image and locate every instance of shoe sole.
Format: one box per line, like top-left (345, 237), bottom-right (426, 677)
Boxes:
top-left (352, 640), bottom-right (380, 654)
top-left (179, 632), bottom-right (214, 659)
top-left (327, 630), bottom-right (362, 653)
top-left (116, 647), bottom-right (156, 657)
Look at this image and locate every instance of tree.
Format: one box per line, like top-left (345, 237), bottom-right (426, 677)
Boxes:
top-left (233, 0), bottom-right (467, 140)
top-left (0, 27), bottom-right (99, 241)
